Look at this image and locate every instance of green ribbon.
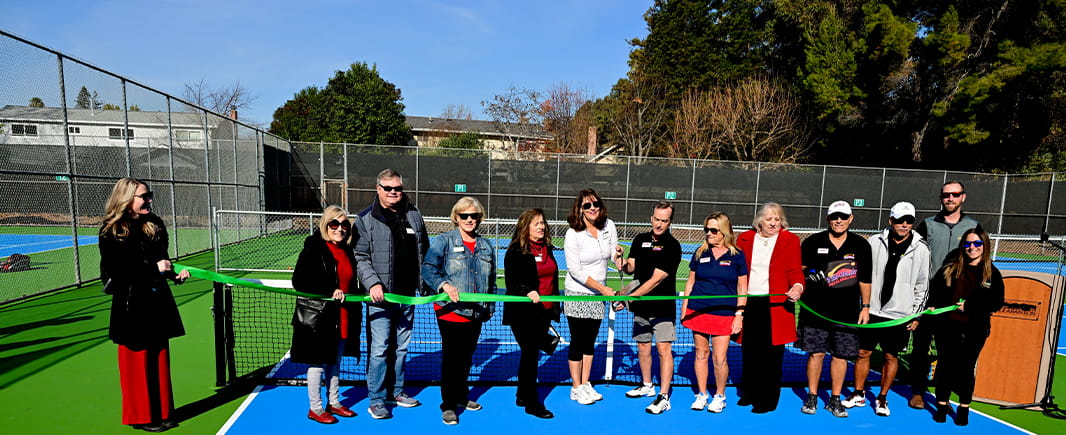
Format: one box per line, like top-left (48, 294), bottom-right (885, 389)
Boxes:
top-left (176, 264), bottom-right (959, 328)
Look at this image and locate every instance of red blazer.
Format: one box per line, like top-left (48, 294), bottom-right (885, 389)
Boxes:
top-left (736, 229), bottom-right (803, 345)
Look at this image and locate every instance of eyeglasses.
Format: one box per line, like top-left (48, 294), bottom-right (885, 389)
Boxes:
top-left (457, 212), bottom-right (481, 221)
top-left (703, 227), bottom-right (721, 235)
top-left (890, 216), bottom-right (915, 225)
top-left (581, 200), bottom-right (603, 210)
top-left (379, 184), bottom-right (404, 192)
top-left (963, 240), bottom-right (984, 248)
top-left (827, 212), bottom-right (850, 221)
top-left (135, 191), bottom-right (154, 201)
top-left (941, 191), bottom-right (965, 199)
top-left (327, 219), bottom-right (351, 230)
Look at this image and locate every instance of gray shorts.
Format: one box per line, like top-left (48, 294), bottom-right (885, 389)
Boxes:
top-left (632, 314), bottom-right (676, 343)
top-left (799, 324), bottom-right (859, 359)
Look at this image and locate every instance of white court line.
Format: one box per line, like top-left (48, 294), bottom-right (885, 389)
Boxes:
top-left (966, 403), bottom-right (1037, 434)
top-left (217, 351), bottom-right (292, 435)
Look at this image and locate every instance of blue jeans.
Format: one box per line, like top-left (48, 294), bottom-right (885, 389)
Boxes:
top-left (366, 303), bottom-right (414, 406)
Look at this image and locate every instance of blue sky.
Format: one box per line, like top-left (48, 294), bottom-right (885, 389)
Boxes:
top-left (1, 0), bottom-right (650, 126)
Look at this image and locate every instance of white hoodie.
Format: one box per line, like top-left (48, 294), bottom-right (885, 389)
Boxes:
top-left (868, 228), bottom-right (931, 320)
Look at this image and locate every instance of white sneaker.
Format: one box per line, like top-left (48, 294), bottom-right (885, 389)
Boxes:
top-left (874, 396), bottom-right (890, 416)
top-left (582, 383), bottom-right (603, 401)
top-left (645, 394), bottom-right (671, 414)
top-left (570, 386), bottom-right (595, 405)
top-left (708, 394), bottom-right (727, 413)
top-left (626, 383), bottom-right (656, 398)
top-left (842, 391), bottom-right (866, 408)
top-left (690, 393), bottom-right (709, 410)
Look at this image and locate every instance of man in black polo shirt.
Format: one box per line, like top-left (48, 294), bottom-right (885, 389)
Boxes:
top-left (619, 200), bottom-right (682, 414)
top-left (798, 200), bottom-right (872, 418)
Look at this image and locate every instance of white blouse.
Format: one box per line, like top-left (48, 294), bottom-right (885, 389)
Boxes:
top-left (747, 233), bottom-right (778, 295)
top-left (564, 219), bottom-right (618, 295)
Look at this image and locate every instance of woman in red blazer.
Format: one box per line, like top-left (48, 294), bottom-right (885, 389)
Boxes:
top-left (735, 202), bottom-right (804, 413)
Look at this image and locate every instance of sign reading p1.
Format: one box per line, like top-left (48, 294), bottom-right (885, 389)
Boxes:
top-left (454, 184), bottom-right (467, 193)
top-left (664, 191), bottom-right (677, 200)
top-left (853, 199), bottom-right (865, 207)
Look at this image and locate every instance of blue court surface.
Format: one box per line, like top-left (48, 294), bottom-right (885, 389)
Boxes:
top-left (220, 384), bottom-right (1031, 434)
top-left (0, 234), bottom-right (98, 257)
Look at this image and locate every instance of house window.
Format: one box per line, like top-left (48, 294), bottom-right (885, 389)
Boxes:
top-left (11, 124), bottom-right (38, 137)
top-left (68, 126), bottom-right (81, 134)
top-left (108, 128), bottom-right (134, 139)
top-left (174, 129), bottom-right (203, 141)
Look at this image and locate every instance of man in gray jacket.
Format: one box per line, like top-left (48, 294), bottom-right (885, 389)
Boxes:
top-left (843, 201), bottom-right (930, 418)
top-left (354, 168), bottom-right (429, 419)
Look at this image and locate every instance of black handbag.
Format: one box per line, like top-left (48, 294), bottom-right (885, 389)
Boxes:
top-left (293, 296), bottom-right (330, 330)
top-left (540, 324), bottom-right (560, 355)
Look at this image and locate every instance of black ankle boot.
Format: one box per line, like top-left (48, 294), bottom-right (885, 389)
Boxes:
top-left (955, 406), bottom-right (969, 426)
top-left (933, 404), bottom-right (949, 423)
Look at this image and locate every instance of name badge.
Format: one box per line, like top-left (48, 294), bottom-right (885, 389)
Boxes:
top-left (641, 242), bottom-right (652, 248)
top-left (535, 255), bottom-right (543, 262)
top-left (817, 248), bottom-right (829, 254)
top-left (452, 246), bottom-right (464, 253)
top-left (699, 257), bottom-right (711, 263)
top-left (719, 260), bottom-right (731, 266)
top-left (405, 227), bottom-right (416, 234)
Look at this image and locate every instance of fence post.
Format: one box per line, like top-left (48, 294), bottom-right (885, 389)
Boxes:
top-left (1045, 173), bottom-right (1056, 233)
top-left (997, 174), bottom-right (1008, 235)
top-left (166, 98), bottom-right (179, 258)
top-left (57, 54), bottom-right (82, 285)
top-left (121, 78), bottom-right (132, 177)
top-left (689, 158), bottom-right (697, 225)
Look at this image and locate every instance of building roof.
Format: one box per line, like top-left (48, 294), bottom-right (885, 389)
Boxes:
top-left (0, 105), bottom-right (216, 128)
top-left (406, 115), bottom-right (551, 140)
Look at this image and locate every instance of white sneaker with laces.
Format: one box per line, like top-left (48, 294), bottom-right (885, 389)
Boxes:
top-left (582, 383), bottom-right (603, 401)
top-left (690, 393), bottom-right (708, 410)
top-left (842, 391), bottom-right (866, 408)
top-left (708, 394), bottom-right (727, 413)
top-left (570, 386), bottom-right (595, 405)
top-left (874, 397), bottom-right (890, 416)
top-left (645, 394), bottom-right (671, 414)
top-left (626, 384), bottom-right (656, 398)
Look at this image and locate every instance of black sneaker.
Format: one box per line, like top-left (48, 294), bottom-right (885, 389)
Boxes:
top-left (825, 396), bottom-right (848, 418)
top-left (800, 393), bottom-right (818, 415)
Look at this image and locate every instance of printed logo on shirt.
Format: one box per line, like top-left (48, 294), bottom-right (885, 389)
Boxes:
top-left (843, 253), bottom-right (855, 260)
top-left (825, 259), bottom-right (859, 288)
top-left (817, 248), bottom-right (830, 254)
top-left (652, 245), bottom-right (663, 251)
top-left (719, 260), bottom-right (732, 267)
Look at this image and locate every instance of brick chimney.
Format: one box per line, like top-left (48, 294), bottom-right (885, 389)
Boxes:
top-left (229, 109), bottom-right (238, 120)
top-left (587, 126), bottom-right (597, 155)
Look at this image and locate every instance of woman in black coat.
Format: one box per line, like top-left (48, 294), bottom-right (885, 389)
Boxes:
top-left (503, 208), bottom-right (560, 419)
top-left (927, 228), bottom-right (1005, 426)
top-left (291, 206), bottom-right (361, 424)
top-left (99, 178), bottom-right (188, 433)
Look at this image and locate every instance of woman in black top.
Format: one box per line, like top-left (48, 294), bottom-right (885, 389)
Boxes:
top-left (503, 208), bottom-right (559, 419)
top-left (99, 178), bottom-right (188, 433)
top-left (927, 228), bottom-right (1004, 426)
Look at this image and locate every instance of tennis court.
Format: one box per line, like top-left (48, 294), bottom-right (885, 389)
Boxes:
top-left (0, 233), bottom-right (98, 257)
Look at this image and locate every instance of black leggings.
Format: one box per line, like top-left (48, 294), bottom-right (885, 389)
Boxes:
top-left (933, 320), bottom-right (989, 404)
top-left (566, 317), bottom-right (601, 362)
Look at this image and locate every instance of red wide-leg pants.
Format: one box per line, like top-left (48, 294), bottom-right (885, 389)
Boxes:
top-left (118, 343), bottom-right (174, 425)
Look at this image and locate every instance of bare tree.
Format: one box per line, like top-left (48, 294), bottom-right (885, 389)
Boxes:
top-left (705, 76), bottom-right (811, 163)
top-left (482, 85), bottom-right (543, 151)
top-left (440, 103), bottom-right (474, 120)
top-left (540, 82), bottom-right (593, 153)
top-left (670, 88), bottom-right (717, 160)
top-left (606, 78), bottom-right (671, 163)
top-left (183, 78), bottom-right (257, 119)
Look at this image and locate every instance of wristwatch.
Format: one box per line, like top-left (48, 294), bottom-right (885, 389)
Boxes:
top-left (861, 303), bottom-right (870, 308)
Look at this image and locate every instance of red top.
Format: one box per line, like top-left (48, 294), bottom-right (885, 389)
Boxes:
top-left (736, 229), bottom-right (804, 346)
top-left (530, 240), bottom-right (557, 310)
top-left (326, 242), bottom-right (353, 339)
top-left (435, 239), bottom-right (479, 323)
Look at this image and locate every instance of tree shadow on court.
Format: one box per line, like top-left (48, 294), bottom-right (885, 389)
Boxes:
top-left (0, 331), bottom-right (109, 390)
top-left (0, 315), bottom-right (94, 337)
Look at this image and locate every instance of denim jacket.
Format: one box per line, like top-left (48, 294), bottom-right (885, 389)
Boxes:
top-left (421, 229), bottom-right (498, 320)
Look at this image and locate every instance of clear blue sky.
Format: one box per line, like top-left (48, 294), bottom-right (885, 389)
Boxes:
top-left (1, 0), bottom-right (650, 126)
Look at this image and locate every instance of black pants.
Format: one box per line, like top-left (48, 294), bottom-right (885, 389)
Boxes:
top-left (437, 319), bottom-right (483, 411)
top-left (740, 297), bottom-right (784, 411)
top-left (510, 318), bottom-right (550, 405)
top-left (933, 320), bottom-right (988, 404)
top-left (567, 317), bottom-right (601, 361)
top-left (908, 319), bottom-right (934, 395)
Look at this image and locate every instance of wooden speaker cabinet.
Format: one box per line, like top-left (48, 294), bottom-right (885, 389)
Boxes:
top-left (973, 270), bottom-right (1064, 406)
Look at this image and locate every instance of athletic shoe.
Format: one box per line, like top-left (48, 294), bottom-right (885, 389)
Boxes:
top-left (645, 394), bottom-right (671, 414)
top-left (690, 393), bottom-right (709, 411)
top-left (583, 383), bottom-right (603, 401)
top-left (367, 403), bottom-right (392, 420)
top-left (442, 409), bottom-right (458, 425)
top-left (570, 386), bottom-right (595, 405)
top-left (825, 396), bottom-right (848, 418)
top-left (465, 400), bottom-right (482, 411)
top-left (708, 394), bottom-right (727, 413)
top-left (626, 384), bottom-right (656, 398)
top-left (387, 392), bottom-right (421, 408)
top-left (800, 393), bottom-right (818, 415)
top-left (874, 396), bottom-right (891, 416)
top-left (842, 391), bottom-right (866, 408)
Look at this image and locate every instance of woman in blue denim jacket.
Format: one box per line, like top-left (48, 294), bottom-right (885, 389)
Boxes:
top-left (421, 196), bottom-right (497, 425)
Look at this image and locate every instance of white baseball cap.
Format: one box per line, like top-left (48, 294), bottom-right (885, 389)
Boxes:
top-left (889, 201), bottom-right (916, 220)
top-left (827, 200), bottom-right (852, 216)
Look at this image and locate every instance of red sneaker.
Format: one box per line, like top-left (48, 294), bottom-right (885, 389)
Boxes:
top-left (308, 409), bottom-right (339, 424)
top-left (327, 404), bottom-right (356, 418)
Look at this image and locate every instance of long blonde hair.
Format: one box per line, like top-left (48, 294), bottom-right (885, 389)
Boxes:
top-left (695, 212), bottom-right (739, 258)
top-left (99, 177), bottom-right (160, 240)
top-left (942, 228), bottom-right (993, 286)
top-left (317, 205), bottom-right (352, 245)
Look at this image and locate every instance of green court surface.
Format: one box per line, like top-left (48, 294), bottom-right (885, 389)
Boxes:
top-left (1, 249), bottom-right (1064, 433)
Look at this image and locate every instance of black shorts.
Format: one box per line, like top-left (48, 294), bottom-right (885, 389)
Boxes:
top-left (858, 314), bottom-right (910, 355)
top-left (798, 324), bottom-right (859, 359)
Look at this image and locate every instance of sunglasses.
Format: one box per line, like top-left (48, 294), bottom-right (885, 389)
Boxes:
top-left (703, 227), bottom-right (721, 235)
top-left (457, 212), bottom-right (481, 221)
top-left (890, 216), bottom-right (915, 225)
top-left (941, 191), bottom-right (965, 199)
top-left (327, 219), bottom-right (351, 230)
top-left (135, 191), bottom-right (154, 201)
top-left (827, 212), bottom-right (850, 221)
top-left (963, 240), bottom-right (984, 248)
top-left (379, 184), bottom-right (404, 192)
top-left (581, 200), bottom-right (603, 210)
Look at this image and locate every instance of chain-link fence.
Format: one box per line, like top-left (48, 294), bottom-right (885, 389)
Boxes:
top-left (289, 143), bottom-right (1066, 237)
top-left (0, 30), bottom-right (292, 303)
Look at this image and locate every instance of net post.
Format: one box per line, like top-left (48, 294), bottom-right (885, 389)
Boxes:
top-left (213, 281), bottom-right (228, 386)
top-left (224, 282), bottom-right (238, 383)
